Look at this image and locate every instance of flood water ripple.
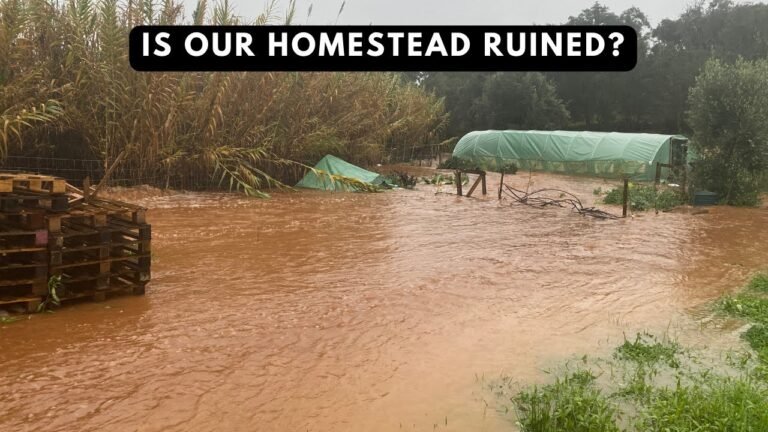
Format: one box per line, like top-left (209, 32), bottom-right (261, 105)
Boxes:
top-left (1, 173), bottom-right (767, 431)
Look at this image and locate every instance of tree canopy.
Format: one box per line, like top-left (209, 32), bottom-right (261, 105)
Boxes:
top-left (687, 58), bottom-right (768, 205)
top-left (421, 1), bottom-right (768, 137)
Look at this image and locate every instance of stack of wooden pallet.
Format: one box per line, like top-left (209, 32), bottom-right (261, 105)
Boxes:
top-left (0, 173), bottom-right (151, 314)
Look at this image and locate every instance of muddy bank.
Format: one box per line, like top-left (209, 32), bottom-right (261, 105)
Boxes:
top-left (1, 172), bottom-right (766, 432)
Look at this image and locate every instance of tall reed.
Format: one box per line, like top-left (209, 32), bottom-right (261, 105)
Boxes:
top-left (0, 0), bottom-right (448, 192)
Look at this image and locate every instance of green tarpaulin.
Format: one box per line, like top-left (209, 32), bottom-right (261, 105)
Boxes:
top-left (453, 130), bottom-right (688, 181)
top-left (296, 155), bottom-right (387, 191)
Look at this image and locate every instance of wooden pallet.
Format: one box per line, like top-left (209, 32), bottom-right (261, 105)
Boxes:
top-left (0, 175), bottom-right (150, 314)
top-left (1, 226), bottom-right (49, 249)
top-left (0, 193), bottom-right (69, 213)
top-left (0, 296), bottom-right (42, 313)
top-left (0, 174), bottom-right (66, 195)
top-left (0, 268), bottom-right (47, 303)
top-left (0, 278), bottom-right (47, 296)
top-left (0, 226), bottom-right (49, 297)
top-left (0, 209), bottom-right (49, 230)
top-left (79, 198), bottom-right (146, 223)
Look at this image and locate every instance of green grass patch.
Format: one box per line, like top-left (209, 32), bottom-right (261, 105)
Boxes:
top-left (747, 273), bottom-right (768, 293)
top-left (513, 369), bottom-right (620, 432)
top-left (744, 325), bottom-right (768, 352)
top-left (743, 325), bottom-right (768, 363)
top-left (498, 272), bottom-right (768, 431)
top-left (640, 376), bottom-right (768, 432)
top-left (718, 274), bottom-right (768, 324)
top-left (719, 294), bottom-right (768, 324)
top-left (497, 335), bottom-right (768, 432)
top-left (717, 272), bottom-right (768, 370)
top-left (614, 332), bottom-right (681, 368)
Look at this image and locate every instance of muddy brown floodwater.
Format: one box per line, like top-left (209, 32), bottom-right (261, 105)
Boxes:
top-left (1, 172), bottom-right (767, 432)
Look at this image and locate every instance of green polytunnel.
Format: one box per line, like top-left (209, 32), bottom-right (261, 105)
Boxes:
top-left (296, 154), bottom-right (389, 191)
top-left (452, 130), bottom-right (689, 181)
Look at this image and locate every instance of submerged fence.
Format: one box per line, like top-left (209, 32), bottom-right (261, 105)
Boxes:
top-left (0, 156), bottom-right (214, 189)
top-left (1, 146), bottom-right (452, 190)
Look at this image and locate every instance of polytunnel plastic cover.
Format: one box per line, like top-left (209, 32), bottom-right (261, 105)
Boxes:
top-left (452, 130), bottom-right (688, 181)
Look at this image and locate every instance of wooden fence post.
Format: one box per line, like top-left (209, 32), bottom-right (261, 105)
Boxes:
top-left (622, 177), bottom-right (629, 218)
top-left (466, 175), bottom-right (482, 197)
top-left (498, 172), bottom-right (504, 199)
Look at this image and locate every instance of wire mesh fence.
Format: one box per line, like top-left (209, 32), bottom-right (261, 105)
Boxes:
top-left (0, 156), bottom-right (214, 189)
top-left (1, 156), bottom-right (106, 185)
top-left (1, 138), bottom-right (453, 190)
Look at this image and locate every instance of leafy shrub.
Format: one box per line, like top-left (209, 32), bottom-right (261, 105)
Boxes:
top-left (602, 183), bottom-right (684, 211)
top-left (499, 163), bottom-right (519, 174)
top-left (421, 173), bottom-right (468, 185)
top-left (438, 157), bottom-right (518, 174)
top-left (438, 157), bottom-right (480, 170)
top-left (687, 58), bottom-right (768, 207)
top-left (692, 161), bottom-right (762, 206)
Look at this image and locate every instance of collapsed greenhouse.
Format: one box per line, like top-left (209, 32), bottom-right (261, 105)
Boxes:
top-left (452, 130), bottom-right (689, 182)
top-left (296, 155), bottom-right (390, 191)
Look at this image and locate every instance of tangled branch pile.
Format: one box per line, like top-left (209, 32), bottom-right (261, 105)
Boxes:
top-left (503, 186), bottom-right (618, 219)
top-left (0, 0), bottom-right (447, 194)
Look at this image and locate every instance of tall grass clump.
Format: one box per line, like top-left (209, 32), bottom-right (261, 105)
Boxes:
top-left (496, 274), bottom-right (768, 432)
top-left (747, 273), bottom-right (768, 293)
top-left (719, 273), bottom-right (768, 325)
top-left (640, 376), bottom-right (768, 431)
top-left (743, 325), bottom-right (768, 362)
top-left (719, 272), bottom-right (768, 366)
top-left (0, 0), bottom-right (448, 194)
top-left (614, 332), bottom-right (681, 368)
top-left (496, 332), bottom-right (768, 432)
top-left (720, 294), bottom-right (768, 324)
top-left (513, 369), bottom-right (620, 432)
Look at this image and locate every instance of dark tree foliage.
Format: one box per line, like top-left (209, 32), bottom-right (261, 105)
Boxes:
top-left (420, 72), bottom-right (569, 136)
top-left (473, 73), bottom-right (570, 130)
top-left (419, 0), bottom-right (768, 138)
top-left (548, 3), bottom-right (654, 131)
top-left (687, 58), bottom-right (768, 206)
top-left (418, 72), bottom-right (490, 137)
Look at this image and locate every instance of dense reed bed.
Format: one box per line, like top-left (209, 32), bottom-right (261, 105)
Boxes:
top-left (0, 0), bottom-right (448, 192)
